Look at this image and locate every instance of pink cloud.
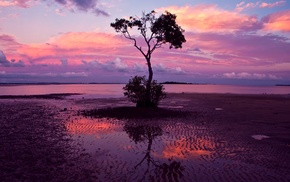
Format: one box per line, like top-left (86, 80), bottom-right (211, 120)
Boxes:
top-left (236, 2), bottom-right (259, 12)
top-left (184, 32), bottom-right (290, 66)
top-left (260, 0), bottom-right (286, 8)
top-left (52, 0), bottom-right (109, 16)
top-left (0, 50), bottom-right (25, 67)
top-left (0, 1), bottom-right (16, 7)
top-left (157, 5), bottom-right (261, 32)
top-left (55, 9), bottom-right (65, 16)
top-left (1, 32), bottom-right (152, 77)
top-left (2, 30), bottom-right (290, 76)
top-left (83, 57), bottom-right (129, 72)
top-left (262, 10), bottom-right (290, 31)
top-left (0, 34), bottom-right (23, 61)
top-left (236, 1), bottom-right (286, 11)
top-left (0, 34), bottom-right (22, 47)
top-left (145, 30), bottom-right (290, 80)
top-left (50, 32), bottom-right (124, 50)
top-left (223, 72), bottom-right (280, 80)
top-left (0, 0), bottom-right (31, 8)
top-left (17, 32), bottom-right (133, 65)
top-left (0, 0), bottom-right (108, 16)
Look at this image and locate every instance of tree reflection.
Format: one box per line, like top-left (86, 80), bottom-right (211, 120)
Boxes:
top-left (123, 123), bottom-right (184, 181)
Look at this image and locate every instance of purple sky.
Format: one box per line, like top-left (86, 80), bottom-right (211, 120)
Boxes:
top-left (0, 0), bottom-right (290, 85)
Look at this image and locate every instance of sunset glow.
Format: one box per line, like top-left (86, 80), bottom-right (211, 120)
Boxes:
top-left (0, 0), bottom-right (289, 85)
top-left (66, 118), bottom-right (120, 136)
top-left (161, 138), bottom-right (213, 159)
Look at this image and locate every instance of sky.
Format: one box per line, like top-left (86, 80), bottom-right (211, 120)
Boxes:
top-left (0, 0), bottom-right (290, 85)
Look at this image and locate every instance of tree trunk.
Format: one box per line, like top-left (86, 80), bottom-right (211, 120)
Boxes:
top-left (145, 58), bottom-right (153, 107)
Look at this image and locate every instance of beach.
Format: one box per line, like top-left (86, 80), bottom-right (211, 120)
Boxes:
top-left (1, 93), bottom-right (290, 181)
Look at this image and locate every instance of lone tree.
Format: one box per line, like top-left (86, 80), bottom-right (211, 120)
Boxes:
top-left (111, 10), bottom-right (186, 107)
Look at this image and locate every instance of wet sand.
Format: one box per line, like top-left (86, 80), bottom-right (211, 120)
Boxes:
top-left (0, 93), bottom-right (290, 181)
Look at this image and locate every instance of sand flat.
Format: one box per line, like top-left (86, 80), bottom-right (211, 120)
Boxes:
top-left (1, 93), bottom-right (290, 181)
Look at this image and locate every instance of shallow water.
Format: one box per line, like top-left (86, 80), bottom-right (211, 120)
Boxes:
top-left (1, 84), bottom-right (290, 97)
top-left (65, 115), bottom-right (286, 181)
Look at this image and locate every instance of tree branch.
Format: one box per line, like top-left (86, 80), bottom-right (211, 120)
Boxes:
top-left (150, 41), bottom-right (163, 55)
top-left (122, 30), bottom-right (147, 58)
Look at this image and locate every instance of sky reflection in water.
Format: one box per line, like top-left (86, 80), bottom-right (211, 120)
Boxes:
top-left (65, 115), bottom-right (287, 181)
top-left (66, 117), bottom-right (220, 181)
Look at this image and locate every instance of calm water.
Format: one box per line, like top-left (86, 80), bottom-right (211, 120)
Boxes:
top-left (0, 84), bottom-right (290, 97)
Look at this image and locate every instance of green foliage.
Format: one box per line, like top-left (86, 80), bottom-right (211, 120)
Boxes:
top-left (123, 76), bottom-right (166, 107)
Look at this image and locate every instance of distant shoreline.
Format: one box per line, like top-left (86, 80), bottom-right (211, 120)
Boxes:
top-left (161, 81), bottom-right (208, 85)
top-left (275, 84), bottom-right (290, 87)
top-left (0, 82), bottom-right (210, 86)
top-left (0, 83), bottom-right (125, 86)
top-left (0, 82), bottom-right (289, 86)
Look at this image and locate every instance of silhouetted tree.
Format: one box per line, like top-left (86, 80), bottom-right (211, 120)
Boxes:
top-left (123, 75), bottom-right (166, 107)
top-left (111, 10), bottom-right (186, 107)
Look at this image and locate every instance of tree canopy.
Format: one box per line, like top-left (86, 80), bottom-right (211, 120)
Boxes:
top-left (110, 10), bottom-right (186, 55)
